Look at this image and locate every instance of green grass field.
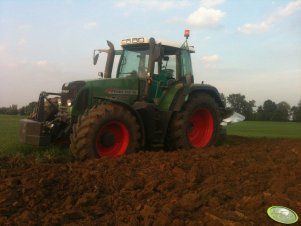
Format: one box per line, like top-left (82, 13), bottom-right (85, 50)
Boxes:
top-left (0, 114), bottom-right (71, 159)
top-left (227, 121), bottom-right (301, 138)
top-left (0, 114), bottom-right (300, 157)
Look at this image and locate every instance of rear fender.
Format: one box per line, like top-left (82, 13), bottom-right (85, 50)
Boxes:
top-left (172, 84), bottom-right (226, 117)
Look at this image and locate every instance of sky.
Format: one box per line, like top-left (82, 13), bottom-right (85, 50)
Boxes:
top-left (0, 0), bottom-right (300, 108)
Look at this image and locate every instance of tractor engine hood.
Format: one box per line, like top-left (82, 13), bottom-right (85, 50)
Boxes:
top-left (87, 77), bottom-right (141, 104)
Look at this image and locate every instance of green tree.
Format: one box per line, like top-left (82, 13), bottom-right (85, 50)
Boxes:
top-left (7, 105), bottom-right (18, 115)
top-left (0, 107), bottom-right (7, 114)
top-left (256, 105), bottom-right (264, 121)
top-left (220, 93), bottom-right (227, 107)
top-left (18, 106), bottom-right (26, 115)
top-left (25, 101), bottom-right (37, 115)
top-left (291, 99), bottom-right (301, 122)
top-left (271, 101), bottom-right (290, 121)
top-left (227, 94), bottom-right (256, 120)
top-left (262, 99), bottom-right (277, 121)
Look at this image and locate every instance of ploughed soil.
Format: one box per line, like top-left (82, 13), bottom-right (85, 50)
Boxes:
top-left (1, 136), bottom-right (301, 226)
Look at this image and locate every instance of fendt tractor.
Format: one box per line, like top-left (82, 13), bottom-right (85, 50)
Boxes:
top-left (20, 30), bottom-right (229, 159)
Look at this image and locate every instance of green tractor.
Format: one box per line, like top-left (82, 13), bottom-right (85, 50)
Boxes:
top-left (20, 31), bottom-right (228, 159)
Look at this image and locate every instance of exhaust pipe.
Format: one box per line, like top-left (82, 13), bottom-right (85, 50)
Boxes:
top-left (93, 40), bottom-right (115, 78)
top-left (104, 40), bottom-right (115, 78)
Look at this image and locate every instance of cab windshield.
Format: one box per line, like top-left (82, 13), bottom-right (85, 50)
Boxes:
top-left (117, 48), bottom-right (150, 78)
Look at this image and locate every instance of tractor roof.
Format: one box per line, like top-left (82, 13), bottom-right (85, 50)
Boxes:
top-left (121, 37), bottom-right (195, 53)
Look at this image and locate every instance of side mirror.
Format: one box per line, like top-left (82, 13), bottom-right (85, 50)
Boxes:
top-left (93, 53), bottom-right (99, 65)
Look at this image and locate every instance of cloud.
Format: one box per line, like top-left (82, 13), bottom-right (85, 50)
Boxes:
top-left (0, 43), bottom-right (6, 52)
top-left (168, 0), bottom-right (225, 28)
top-left (200, 0), bottom-right (225, 8)
top-left (83, 22), bottom-right (97, 29)
top-left (201, 54), bottom-right (220, 68)
top-left (238, 1), bottom-right (301, 34)
top-left (18, 39), bottom-right (27, 46)
top-left (115, 0), bottom-right (190, 11)
top-left (0, 43), bottom-right (8, 59)
top-left (0, 60), bottom-right (48, 69)
top-left (186, 7), bottom-right (225, 27)
top-left (36, 60), bottom-right (48, 66)
top-left (18, 24), bottom-right (32, 31)
top-left (201, 54), bottom-right (220, 63)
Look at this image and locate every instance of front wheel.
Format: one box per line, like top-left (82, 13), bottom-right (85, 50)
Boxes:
top-left (70, 103), bottom-right (140, 160)
top-left (166, 93), bottom-right (220, 149)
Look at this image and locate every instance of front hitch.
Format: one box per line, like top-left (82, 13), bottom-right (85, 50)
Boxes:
top-left (36, 91), bottom-right (61, 122)
top-left (20, 91), bottom-right (62, 146)
top-left (20, 119), bottom-right (51, 146)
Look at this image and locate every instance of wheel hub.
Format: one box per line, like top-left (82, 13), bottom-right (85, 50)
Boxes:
top-left (100, 133), bottom-right (115, 147)
top-left (95, 121), bottom-right (129, 157)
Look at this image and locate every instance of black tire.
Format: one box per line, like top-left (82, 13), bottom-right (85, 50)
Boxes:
top-left (70, 103), bottom-right (140, 160)
top-left (215, 126), bottom-right (227, 146)
top-left (165, 93), bottom-right (220, 149)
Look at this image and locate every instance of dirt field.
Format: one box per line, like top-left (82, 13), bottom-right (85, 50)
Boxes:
top-left (0, 136), bottom-right (300, 226)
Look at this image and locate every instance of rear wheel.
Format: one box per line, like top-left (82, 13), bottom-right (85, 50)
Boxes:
top-left (166, 93), bottom-right (220, 149)
top-left (70, 103), bottom-right (140, 160)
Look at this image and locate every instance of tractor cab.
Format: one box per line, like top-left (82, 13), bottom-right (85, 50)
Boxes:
top-left (93, 34), bottom-right (195, 104)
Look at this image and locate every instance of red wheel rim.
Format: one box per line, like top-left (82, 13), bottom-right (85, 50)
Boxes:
top-left (188, 108), bottom-right (214, 148)
top-left (95, 121), bottom-right (129, 157)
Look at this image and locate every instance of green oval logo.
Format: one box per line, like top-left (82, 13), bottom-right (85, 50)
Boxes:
top-left (267, 206), bottom-right (298, 224)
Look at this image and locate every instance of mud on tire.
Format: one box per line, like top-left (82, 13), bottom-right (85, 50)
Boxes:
top-left (166, 93), bottom-right (220, 149)
top-left (70, 103), bottom-right (140, 160)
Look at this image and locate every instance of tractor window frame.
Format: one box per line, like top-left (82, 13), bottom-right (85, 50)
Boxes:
top-left (160, 46), bottom-right (180, 80)
top-left (116, 46), bottom-right (150, 78)
top-left (180, 49), bottom-right (193, 78)
top-left (111, 50), bottom-right (122, 78)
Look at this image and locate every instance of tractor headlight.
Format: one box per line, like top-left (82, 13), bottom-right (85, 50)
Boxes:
top-left (67, 99), bottom-right (72, 107)
top-left (58, 98), bottom-right (62, 105)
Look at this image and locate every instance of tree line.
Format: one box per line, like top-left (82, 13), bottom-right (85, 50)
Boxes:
top-left (0, 102), bottom-right (37, 116)
top-left (1, 94), bottom-right (301, 122)
top-left (221, 93), bottom-right (301, 122)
